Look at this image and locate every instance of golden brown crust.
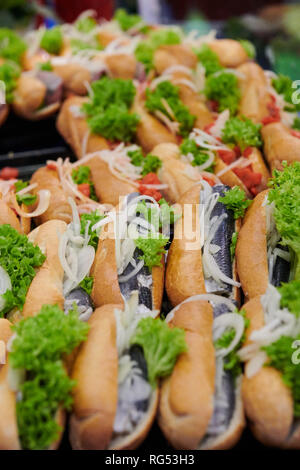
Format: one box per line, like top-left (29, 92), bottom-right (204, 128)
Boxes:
top-left (0, 199), bottom-right (21, 232)
top-left (237, 62), bottom-right (270, 123)
top-left (165, 185), bottom-right (205, 306)
top-left (56, 96), bottom-right (109, 159)
top-left (86, 156), bottom-right (136, 206)
top-left (0, 363), bottom-right (20, 450)
top-left (70, 305), bottom-right (119, 450)
top-left (213, 156), bottom-right (249, 193)
top-left (208, 39), bottom-right (249, 68)
top-left (52, 63), bottom-right (92, 95)
top-left (153, 142), bottom-right (202, 203)
top-left (0, 318), bottom-right (13, 345)
top-left (242, 296), bottom-right (296, 447)
top-left (236, 190), bottom-right (269, 299)
top-left (22, 219), bottom-right (67, 317)
top-left (262, 122), bottom-right (300, 170)
top-left (13, 74), bottom-right (46, 116)
top-left (154, 45), bottom-right (197, 75)
top-left (178, 84), bottom-right (213, 130)
top-left (104, 54), bottom-right (137, 79)
top-left (248, 147), bottom-right (270, 190)
top-left (133, 97), bottom-right (177, 154)
top-left (158, 300), bottom-right (215, 449)
top-left (30, 166), bottom-right (72, 224)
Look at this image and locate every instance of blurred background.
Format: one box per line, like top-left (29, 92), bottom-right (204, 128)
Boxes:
top-left (1, 0), bottom-right (300, 78)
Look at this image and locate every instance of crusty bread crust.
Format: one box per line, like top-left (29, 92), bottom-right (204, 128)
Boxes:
top-left (86, 156), bottom-right (136, 206)
top-left (214, 156), bottom-right (249, 193)
top-left (208, 39), bottom-right (249, 68)
top-left (237, 62), bottom-right (270, 124)
top-left (30, 167), bottom-right (72, 224)
top-left (0, 104), bottom-right (9, 127)
top-left (153, 142), bottom-right (202, 203)
top-left (158, 300), bottom-right (215, 449)
top-left (166, 185), bottom-right (205, 306)
top-left (70, 305), bottom-right (119, 450)
top-left (133, 98), bottom-right (177, 154)
top-left (56, 96), bottom-right (109, 159)
top-left (91, 218), bottom-right (164, 310)
top-left (242, 296), bottom-right (296, 447)
top-left (178, 84), bottom-right (213, 130)
top-left (52, 63), bottom-right (91, 96)
top-left (236, 190), bottom-right (269, 299)
top-left (104, 54), bottom-right (137, 79)
top-left (22, 220), bottom-right (67, 317)
top-left (154, 45), bottom-right (197, 75)
top-left (0, 200), bottom-right (21, 232)
top-left (262, 122), bottom-right (300, 170)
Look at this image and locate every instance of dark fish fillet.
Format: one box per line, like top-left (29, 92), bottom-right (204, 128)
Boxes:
top-left (35, 70), bottom-right (63, 105)
top-left (129, 345), bottom-right (150, 412)
top-left (271, 245), bottom-right (290, 287)
top-left (118, 193), bottom-right (153, 309)
top-left (202, 301), bottom-right (236, 443)
top-left (203, 185), bottom-right (235, 297)
top-left (65, 287), bottom-right (93, 310)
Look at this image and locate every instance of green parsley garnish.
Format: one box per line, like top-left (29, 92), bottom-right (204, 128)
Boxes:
top-left (114, 8), bottom-right (148, 33)
top-left (131, 317), bottom-right (187, 386)
top-left (180, 138), bottom-right (214, 172)
top-left (0, 61), bottom-right (20, 104)
top-left (205, 71), bottom-right (241, 115)
top-left (10, 304), bottom-right (89, 449)
top-left (79, 276), bottom-right (94, 296)
top-left (80, 210), bottom-right (104, 250)
top-left (145, 81), bottom-right (195, 137)
top-left (239, 39), bottom-right (256, 59)
top-left (40, 26), bottom-right (63, 55)
top-left (128, 148), bottom-right (162, 176)
top-left (135, 234), bottom-right (168, 270)
top-left (0, 225), bottom-right (45, 316)
top-left (272, 74), bottom-right (300, 112)
top-left (71, 166), bottom-right (97, 201)
top-left (219, 186), bottom-right (252, 219)
top-left (0, 28), bottom-right (26, 64)
top-left (194, 44), bottom-right (223, 76)
top-left (221, 116), bottom-right (262, 151)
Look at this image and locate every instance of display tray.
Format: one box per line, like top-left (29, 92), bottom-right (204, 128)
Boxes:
top-left (0, 112), bottom-right (266, 451)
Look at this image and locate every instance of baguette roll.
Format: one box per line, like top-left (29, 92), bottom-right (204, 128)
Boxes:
top-left (90, 192), bottom-right (165, 311)
top-left (158, 297), bottom-right (245, 449)
top-left (56, 96), bottom-right (109, 159)
top-left (154, 44), bottom-right (198, 75)
top-left (208, 39), bottom-right (249, 68)
top-left (30, 167), bottom-right (72, 224)
top-left (262, 122), bottom-right (300, 170)
top-left (240, 292), bottom-right (300, 448)
top-left (70, 303), bottom-right (159, 450)
top-left (237, 62), bottom-right (270, 123)
top-left (166, 183), bottom-right (240, 307)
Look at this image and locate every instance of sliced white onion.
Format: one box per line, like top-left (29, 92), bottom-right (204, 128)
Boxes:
top-left (118, 259), bottom-right (144, 283)
top-left (12, 190), bottom-right (50, 218)
top-left (15, 182), bottom-right (38, 196)
top-left (213, 313), bottom-right (245, 358)
top-left (209, 110), bottom-right (230, 138)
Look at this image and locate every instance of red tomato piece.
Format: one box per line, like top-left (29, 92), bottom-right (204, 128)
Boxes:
top-left (0, 167), bottom-right (18, 180)
top-left (234, 167), bottom-right (262, 189)
top-left (217, 149), bottom-right (236, 165)
top-left (78, 183), bottom-right (90, 197)
top-left (243, 146), bottom-right (253, 158)
top-left (290, 130), bottom-right (300, 139)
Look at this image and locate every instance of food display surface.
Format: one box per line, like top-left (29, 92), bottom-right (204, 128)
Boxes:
top-left (0, 9), bottom-right (300, 451)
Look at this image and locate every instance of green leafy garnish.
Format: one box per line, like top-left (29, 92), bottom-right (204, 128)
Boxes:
top-left (278, 281), bottom-right (300, 317)
top-left (219, 186), bottom-right (251, 219)
top-left (38, 60), bottom-right (52, 71)
top-left (268, 162), bottom-right (300, 280)
top-left (230, 231), bottom-right (238, 261)
top-left (0, 61), bottom-right (20, 103)
top-left (131, 317), bottom-right (187, 386)
top-left (82, 76), bottom-right (140, 142)
top-left (293, 117), bottom-right (300, 130)
top-left (205, 71), bottom-right (241, 115)
top-left (10, 304), bottom-right (89, 449)
top-left (180, 138), bottom-right (214, 172)
top-left (80, 210), bottom-right (104, 250)
top-left (194, 44), bottom-right (223, 76)
top-left (79, 276), bottom-right (94, 296)
top-left (239, 39), bottom-right (256, 59)
top-left (272, 74), bottom-right (300, 112)
top-left (40, 26), bottom-right (63, 55)
top-left (145, 81), bottom-right (195, 137)
top-left (128, 148), bottom-right (162, 176)
top-left (70, 38), bottom-right (103, 53)
top-left (114, 8), bottom-right (148, 33)
top-left (0, 225), bottom-right (45, 316)
top-left (0, 28), bottom-right (26, 63)
top-left (135, 29), bottom-right (182, 72)
top-left (215, 309), bottom-right (249, 378)
top-left (136, 198), bottom-right (179, 232)
top-left (262, 335), bottom-right (300, 416)
top-left (135, 234), bottom-right (168, 270)
top-left (14, 180), bottom-right (37, 206)
top-left (221, 116), bottom-right (262, 151)
top-left (75, 15), bottom-right (97, 33)
top-left (71, 165), bottom-right (97, 201)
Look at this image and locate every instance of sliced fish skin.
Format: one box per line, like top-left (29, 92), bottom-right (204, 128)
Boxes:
top-left (203, 184), bottom-right (235, 297)
top-left (271, 245), bottom-right (291, 287)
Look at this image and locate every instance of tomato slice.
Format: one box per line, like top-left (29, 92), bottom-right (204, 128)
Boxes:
top-left (261, 115), bottom-right (280, 126)
top-left (139, 185), bottom-right (162, 201)
top-left (217, 149), bottom-right (236, 165)
top-left (243, 146), bottom-right (253, 158)
top-left (47, 162), bottom-right (57, 171)
top-left (202, 175), bottom-right (215, 186)
top-left (78, 183), bottom-right (90, 197)
top-left (290, 130), bottom-right (300, 139)
top-left (0, 167), bottom-right (19, 180)
top-left (234, 167), bottom-right (262, 189)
